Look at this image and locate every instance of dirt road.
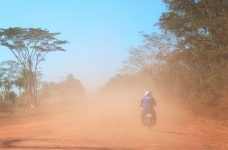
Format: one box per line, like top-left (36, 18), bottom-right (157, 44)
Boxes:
top-left (0, 99), bottom-right (227, 150)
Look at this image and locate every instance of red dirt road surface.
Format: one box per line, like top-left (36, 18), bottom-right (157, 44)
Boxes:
top-left (0, 98), bottom-right (228, 150)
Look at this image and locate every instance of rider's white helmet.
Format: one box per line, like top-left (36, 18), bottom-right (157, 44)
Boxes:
top-left (145, 90), bottom-right (151, 96)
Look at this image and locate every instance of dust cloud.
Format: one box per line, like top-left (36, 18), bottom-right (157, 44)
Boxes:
top-left (1, 79), bottom-right (227, 149)
top-left (28, 80), bottom-right (194, 148)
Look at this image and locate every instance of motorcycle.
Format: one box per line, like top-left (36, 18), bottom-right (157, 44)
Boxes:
top-left (142, 108), bottom-right (156, 130)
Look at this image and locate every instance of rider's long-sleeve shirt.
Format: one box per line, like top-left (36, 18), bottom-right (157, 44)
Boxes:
top-left (140, 96), bottom-right (156, 110)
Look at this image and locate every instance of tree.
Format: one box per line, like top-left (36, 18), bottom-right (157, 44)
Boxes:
top-left (123, 33), bottom-right (176, 80)
top-left (0, 27), bottom-right (68, 106)
top-left (159, 0), bottom-right (228, 104)
top-left (0, 60), bottom-right (21, 101)
top-left (14, 70), bottom-right (27, 96)
top-left (38, 74), bottom-right (85, 103)
top-left (60, 74), bottom-right (85, 96)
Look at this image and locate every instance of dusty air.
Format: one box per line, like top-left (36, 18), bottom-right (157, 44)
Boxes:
top-left (0, 0), bottom-right (227, 149)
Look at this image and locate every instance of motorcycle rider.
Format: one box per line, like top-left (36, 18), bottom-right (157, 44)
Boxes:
top-left (140, 90), bottom-right (156, 125)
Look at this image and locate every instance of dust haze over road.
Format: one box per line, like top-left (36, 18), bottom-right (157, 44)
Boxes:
top-left (0, 87), bottom-right (228, 150)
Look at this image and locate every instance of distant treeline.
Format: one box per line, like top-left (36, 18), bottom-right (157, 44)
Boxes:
top-left (0, 68), bottom-right (85, 111)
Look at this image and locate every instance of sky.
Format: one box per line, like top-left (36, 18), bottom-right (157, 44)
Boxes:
top-left (0, 0), bottom-right (165, 93)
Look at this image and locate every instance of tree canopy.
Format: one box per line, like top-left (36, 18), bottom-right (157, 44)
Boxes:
top-left (0, 27), bottom-right (68, 106)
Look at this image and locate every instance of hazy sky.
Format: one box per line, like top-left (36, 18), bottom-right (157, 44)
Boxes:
top-left (0, 0), bottom-right (165, 93)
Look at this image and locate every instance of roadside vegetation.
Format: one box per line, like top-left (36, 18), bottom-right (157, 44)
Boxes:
top-left (102, 0), bottom-right (228, 120)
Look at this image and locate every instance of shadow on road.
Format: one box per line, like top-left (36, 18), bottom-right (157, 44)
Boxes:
top-left (0, 138), bottom-right (135, 150)
top-left (155, 130), bottom-right (186, 135)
